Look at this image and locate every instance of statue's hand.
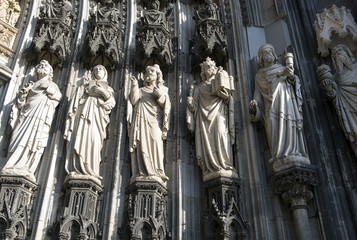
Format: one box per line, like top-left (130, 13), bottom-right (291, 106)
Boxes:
top-left (92, 85), bottom-right (110, 100)
top-left (187, 96), bottom-right (194, 111)
top-left (153, 87), bottom-right (162, 98)
top-left (249, 100), bottom-right (257, 111)
top-left (282, 66), bottom-right (294, 79)
top-left (131, 76), bottom-right (138, 86)
top-left (46, 85), bottom-right (56, 96)
top-left (217, 88), bottom-right (230, 101)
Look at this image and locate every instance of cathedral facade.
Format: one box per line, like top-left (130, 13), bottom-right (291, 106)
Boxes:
top-left (0, 0), bottom-right (356, 239)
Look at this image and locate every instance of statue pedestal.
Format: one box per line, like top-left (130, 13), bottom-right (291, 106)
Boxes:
top-left (203, 176), bottom-right (248, 240)
top-left (120, 179), bottom-right (170, 240)
top-left (274, 163), bottom-right (317, 240)
top-left (51, 177), bottom-right (103, 240)
top-left (0, 174), bottom-right (37, 240)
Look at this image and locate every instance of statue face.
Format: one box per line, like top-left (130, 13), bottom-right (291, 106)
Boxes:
top-left (145, 67), bottom-right (158, 83)
top-left (94, 66), bottom-right (106, 80)
top-left (203, 64), bottom-right (216, 79)
top-left (262, 47), bottom-right (275, 66)
top-left (35, 62), bottom-right (51, 80)
top-left (335, 48), bottom-right (352, 70)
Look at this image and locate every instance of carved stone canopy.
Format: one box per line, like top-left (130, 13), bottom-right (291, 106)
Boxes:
top-left (191, 1), bottom-right (228, 68)
top-left (82, 0), bottom-right (124, 69)
top-left (135, 0), bottom-right (175, 68)
top-left (30, 0), bottom-right (74, 68)
top-left (315, 5), bottom-right (357, 57)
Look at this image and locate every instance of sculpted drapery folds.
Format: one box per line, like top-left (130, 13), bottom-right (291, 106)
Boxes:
top-left (128, 64), bottom-right (171, 183)
top-left (186, 57), bottom-right (237, 181)
top-left (1, 60), bottom-right (62, 182)
top-left (250, 44), bottom-right (310, 171)
top-left (64, 65), bottom-right (115, 184)
top-left (317, 44), bottom-right (357, 157)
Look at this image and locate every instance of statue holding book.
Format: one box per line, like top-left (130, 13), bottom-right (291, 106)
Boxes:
top-left (64, 65), bottom-right (115, 184)
top-left (187, 57), bottom-right (237, 181)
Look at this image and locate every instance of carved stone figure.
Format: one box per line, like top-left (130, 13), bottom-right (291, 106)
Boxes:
top-left (64, 65), bottom-right (115, 184)
top-left (128, 64), bottom-right (171, 183)
top-left (187, 57), bottom-right (237, 181)
top-left (0, 0), bottom-right (21, 27)
top-left (249, 44), bottom-right (310, 171)
top-left (95, 0), bottom-right (121, 24)
top-left (317, 44), bottom-right (357, 157)
top-left (1, 60), bottom-right (62, 182)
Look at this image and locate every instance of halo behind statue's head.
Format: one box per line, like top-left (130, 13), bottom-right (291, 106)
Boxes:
top-left (92, 65), bottom-right (108, 82)
top-left (258, 44), bottom-right (278, 68)
top-left (331, 44), bottom-right (355, 74)
top-left (35, 60), bottom-right (53, 81)
top-left (200, 57), bottom-right (218, 80)
top-left (145, 64), bottom-right (164, 86)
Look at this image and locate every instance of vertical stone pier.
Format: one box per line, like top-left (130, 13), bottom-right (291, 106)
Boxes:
top-left (274, 164), bottom-right (317, 240)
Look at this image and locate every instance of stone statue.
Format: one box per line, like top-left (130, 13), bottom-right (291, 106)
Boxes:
top-left (249, 44), bottom-right (310, 171)
top-left (95, 0), bottom-right (121, 24)
top-left (40, 0), bottom-right (73, 24)
top-left (128, 64), bottom-right (171, 183)
top-left (196, 0), bottom-right (220, 21)
top-left (0, 0), bottom-right (21, 27)
top-left (1, 60), bottom-right (62, 182)
top-left (186, 57), bottom-right (237, 181)
top-left (64, 65), bottom-right (115, 184)
top-left (317, 44), bottom-right (357, 157)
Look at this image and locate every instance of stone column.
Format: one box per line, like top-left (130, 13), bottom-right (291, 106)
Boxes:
top-left (203, 176), bottom-right (248, 240)
top-left (120, 180), bottom-right (170, 240)
top-left (274, 164), bottom-right (317, 240)
top-left (0, 175), bottom-right (37, 240)
top-left (51, 177), bottom-right (103, 239)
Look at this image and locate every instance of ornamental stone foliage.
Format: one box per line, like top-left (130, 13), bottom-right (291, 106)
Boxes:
top-left (30, 0), bottom-right (75, 67)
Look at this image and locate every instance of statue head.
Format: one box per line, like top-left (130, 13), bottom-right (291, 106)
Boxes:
top-left (35, 60), bottom-right (53, 81)
top-left (144, 64), bottom-right (164, 87)
top-left (92, 65), bottom-right (108, 82)
top-left (200, 57), bottom-right (218, 81)
top-left (331, 44), bottom-right (355, 74)
top-left (148, 0), bottom-right (160, 10)
top-left (258, 44), bottom-right (278, 68)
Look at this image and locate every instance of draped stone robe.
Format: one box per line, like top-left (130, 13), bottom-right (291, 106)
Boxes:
top-left (128, 83), bottom-right (170, 182)
top-left (3, 78), bottom-right (62, 181)
top-left (64, 83), bottom-right (115, 182)
top-left (253, 64), bottom-right (308, 165)
top-left (187, 79), bottom-right (235, 176)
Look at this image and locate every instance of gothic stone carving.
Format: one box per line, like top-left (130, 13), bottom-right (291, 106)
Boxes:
top-left (30, 0), bottom-right (74, 67)
top-left (51, 178), bottom-right (103, 240)
top-left (120, 180), bottom-right (170, 240)
top-left (274, 165), bottom-right (317, 210)
top-left (315, 5), bottom-right (357, 57)
top-left (187, 57), bottom-right (237, 182)
top-left (317, 44), bottom-right (357, 158)
top-left (191, 0), bottom-right (227, 66)
top-left (203, 177), bottom-right (248, 240)
top-left (83, 0), bottom-right (123, 69)
top-left (136, 0), bottom-right (174, 66)
top-left (1, 60), bottom-right (62, 182)
top-left (249, 44), bottom-right (310, 172)
top-left (128, 64), bottom-right (170, 184)
top-left (0, 175), bottom-right (37, 240)
top-left (0, 0), bottom-right (21, 59)
top-left (64, 65), bottom-right (115, 185)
